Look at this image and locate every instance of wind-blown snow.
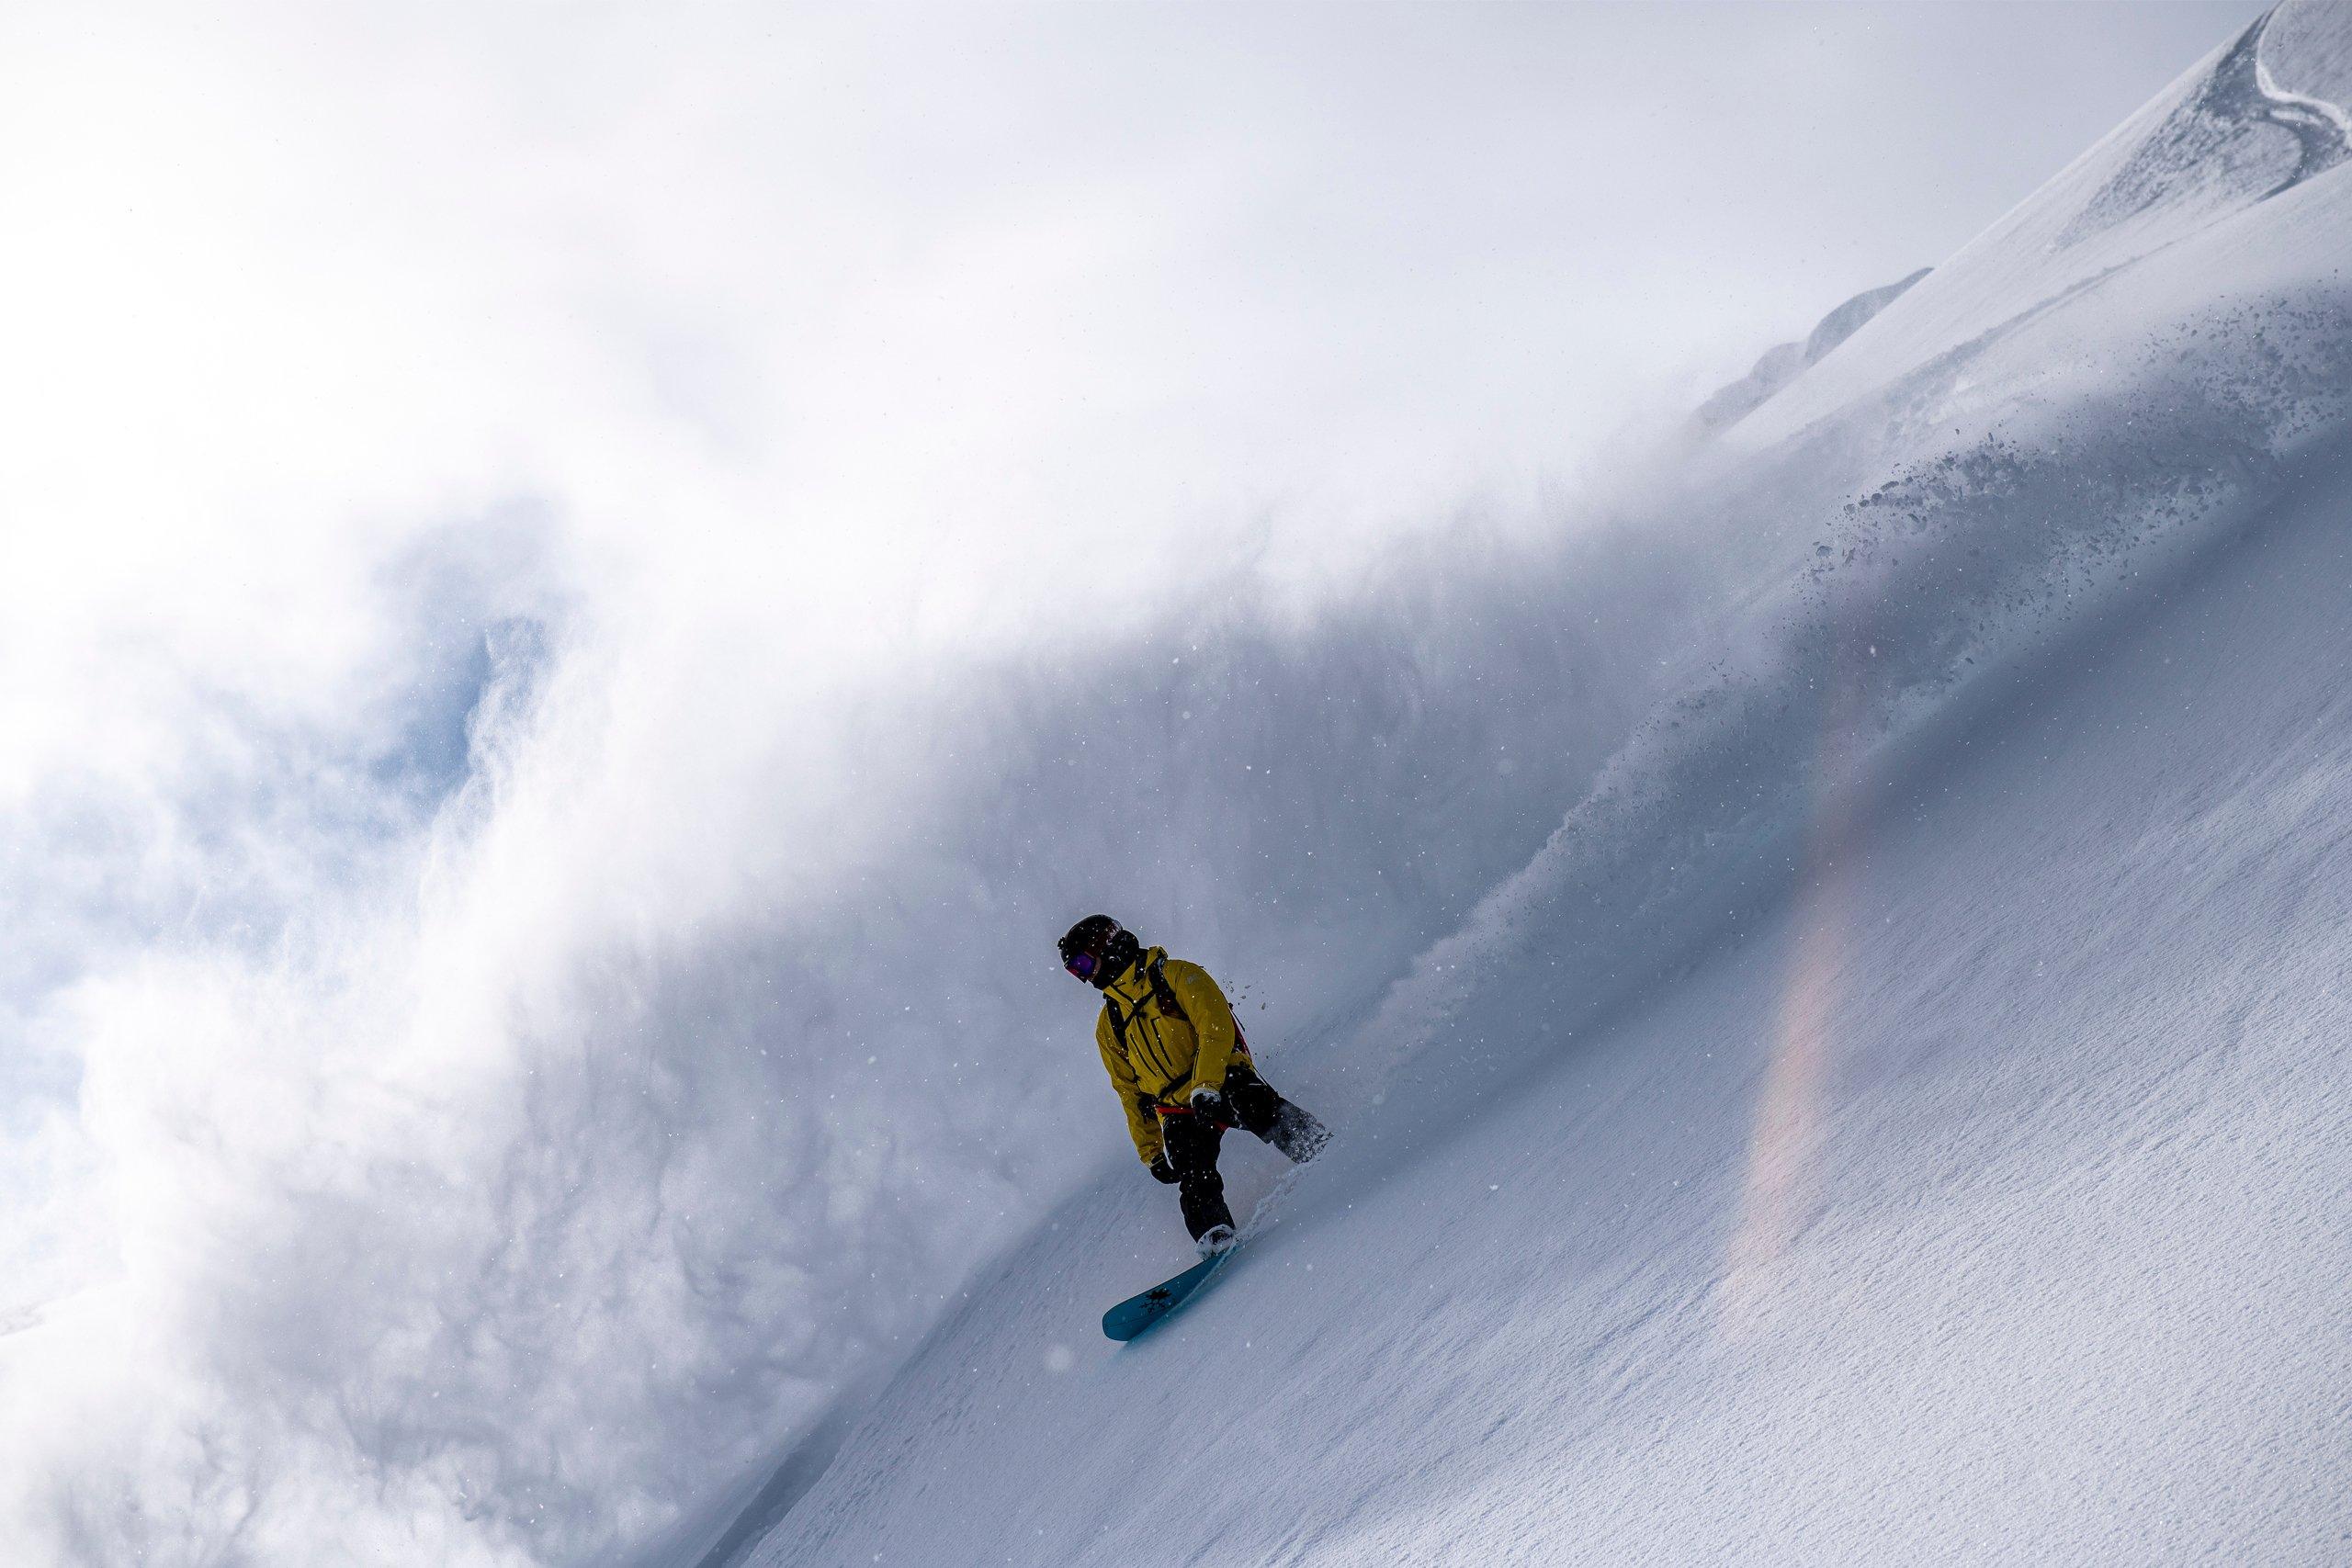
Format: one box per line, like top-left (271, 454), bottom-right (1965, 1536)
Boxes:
top-left (764, 445), bottom-right (2352, 1563)
top-left (732, 5), bottom-right (2352, 1563)
top-left (1, 6), bottom-right (2336, 1566)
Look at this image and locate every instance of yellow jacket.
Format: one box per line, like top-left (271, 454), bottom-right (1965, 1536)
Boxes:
top-left (1094, 947), bottom-right (1250, 1166)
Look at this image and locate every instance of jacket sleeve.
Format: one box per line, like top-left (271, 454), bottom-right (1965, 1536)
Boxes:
top-left (1167, 961), bottom-right (1240, 1097)
top-left (1098, 1012), bottom-right (1165, 1165)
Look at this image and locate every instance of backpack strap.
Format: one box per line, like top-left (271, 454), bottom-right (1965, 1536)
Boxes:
top-left (1147, 957), bottom-right (1184, 1022)
top-left (1105, 955), bottom-right (1250, 1059)
top-left (1154, 955), bottom-right (1250, 1053)
top-left (1103, 957), bottom-right (1183, 1058)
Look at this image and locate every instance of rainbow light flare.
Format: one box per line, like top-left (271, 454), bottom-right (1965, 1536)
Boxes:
top-left (1717, 678), bottom-right (1865, 1337)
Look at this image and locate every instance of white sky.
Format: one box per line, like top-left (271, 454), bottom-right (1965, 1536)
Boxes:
top-left (3, 2), bottom-right (2262, 625)
top-left (0, 1), bottom-right (2267, 824)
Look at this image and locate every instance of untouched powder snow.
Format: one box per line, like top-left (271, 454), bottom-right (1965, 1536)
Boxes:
top-left (720, 6), bottom-right (2352, 1564)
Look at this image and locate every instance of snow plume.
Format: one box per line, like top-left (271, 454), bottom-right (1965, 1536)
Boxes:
top-left (1336, 17), bottom-right (2352, 1325)
top-left (0, 291), bottom-right (1717, 1564)
top-left (1343, 279), bottom-right (2352, 1140)
top-left (0, 2), bottom-right (2310, 1564)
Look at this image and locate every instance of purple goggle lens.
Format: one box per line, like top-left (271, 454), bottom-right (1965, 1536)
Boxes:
top-left (1065, 952), bottom-right (1098, 980)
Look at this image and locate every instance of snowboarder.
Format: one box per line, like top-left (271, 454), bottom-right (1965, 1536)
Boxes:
top-left (1059, 915), bottom-right (1327, 1256)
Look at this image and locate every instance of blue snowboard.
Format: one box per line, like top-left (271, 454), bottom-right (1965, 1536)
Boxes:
top-left (1102, 1246), bottom-right (1238, 1341)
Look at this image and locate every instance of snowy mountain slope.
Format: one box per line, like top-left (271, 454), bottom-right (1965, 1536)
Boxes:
top-left (719, 9), bottom-right (2352, 1565)
top-left (756, 444), bottom-right (2352, 1566)
top-left (1726, 0), bottom-right (2351, 451)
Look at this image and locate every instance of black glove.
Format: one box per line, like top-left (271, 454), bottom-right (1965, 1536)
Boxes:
top-left (1148, 1151), bottom-right (1181, 1184)
top-left (1188, 1085), bottom-right (1228, 1126)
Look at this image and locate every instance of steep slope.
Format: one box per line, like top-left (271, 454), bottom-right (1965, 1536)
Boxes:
top-left (756, 446), bottom-right (2352, 1566)
top-left (715, 9), bottom-right (2352, 1564)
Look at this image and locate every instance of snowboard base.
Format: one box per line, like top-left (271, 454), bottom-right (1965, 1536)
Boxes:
top-left (1102, 1246), bottom-right (1238, 1341)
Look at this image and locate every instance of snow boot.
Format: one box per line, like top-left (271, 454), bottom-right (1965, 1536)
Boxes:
top-left (1196, 1223), bottom-right (1238, 1258)
top-left (1266, 1100), bottom-right (1329, 1164)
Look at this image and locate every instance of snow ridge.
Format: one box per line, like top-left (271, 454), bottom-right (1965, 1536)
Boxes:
top-left (2062, 6), bottom-right (2346, 249)
top-left (1692, 268), bottom-right (1932, 436)
top-left (1727, 0), bottom-right (2352, 453)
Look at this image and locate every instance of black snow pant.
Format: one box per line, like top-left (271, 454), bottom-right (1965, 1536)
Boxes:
top-left (1158, 1061), bottom-right (1327, 1241)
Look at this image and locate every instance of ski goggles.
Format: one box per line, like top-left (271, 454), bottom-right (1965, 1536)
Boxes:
top-left (1063, 951), bottom-right (1100, 981)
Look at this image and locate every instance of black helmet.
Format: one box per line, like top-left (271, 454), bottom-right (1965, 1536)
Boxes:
top-left (1058, 914), bottom-right (1139, 989)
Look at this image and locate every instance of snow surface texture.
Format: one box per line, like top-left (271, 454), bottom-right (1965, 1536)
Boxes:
top-left (737, 6), bottom-right (2352, 1564)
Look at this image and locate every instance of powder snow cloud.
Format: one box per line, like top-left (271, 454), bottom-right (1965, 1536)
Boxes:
top-left (0, 3), bottom-right (2265, 1563)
